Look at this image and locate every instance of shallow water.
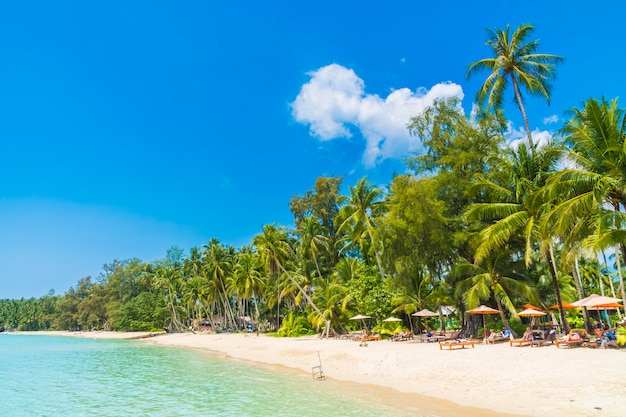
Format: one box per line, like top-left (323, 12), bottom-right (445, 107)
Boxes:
top-left (0, 335), bottom-right (419, 417)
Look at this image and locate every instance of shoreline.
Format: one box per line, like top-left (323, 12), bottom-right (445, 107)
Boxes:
top-left (18, 331), bottom-right (625, 417)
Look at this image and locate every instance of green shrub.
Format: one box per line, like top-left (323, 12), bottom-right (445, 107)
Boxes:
top-left (276, 312), bottom-right (314, 337)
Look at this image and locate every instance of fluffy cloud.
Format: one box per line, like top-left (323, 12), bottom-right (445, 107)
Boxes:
top-left (507, 123), bottom-right (553, 150)
top-left (543, 114), bottom-right (559, 125)
top-left (291, 64), bottom-right (464, 166)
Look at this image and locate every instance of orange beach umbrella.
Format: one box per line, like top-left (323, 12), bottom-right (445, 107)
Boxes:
top-left (467, 305), bottom-right (500, 337)
top-left (518, 308), bottom-right (546, 317)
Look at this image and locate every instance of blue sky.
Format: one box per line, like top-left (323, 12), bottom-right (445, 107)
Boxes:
top-left (1, 2), bottom-right (624, 298)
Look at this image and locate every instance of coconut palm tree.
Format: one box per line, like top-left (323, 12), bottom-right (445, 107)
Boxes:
top-left (253, 224), bottom-right (332, 336)
top-left (336, 177), bottom-right (386, 277)
top-left (467, 23), bottom-right (563, 148)
top-left (456, 251), bottom-right (537, 333)
top-left (296, 217), bottom-right (330, 280)
top-left (232, 250), bottom-right (265, 328)
top-left (547, 97), bottom-right (626, 309)
top-left (466, 140), bottom-right (570, 331)
top-left (202, 239), bottom-right (236, 329)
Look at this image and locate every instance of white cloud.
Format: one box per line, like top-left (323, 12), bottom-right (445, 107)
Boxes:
top-left (507, 122), bottom-right (553, 150)
top-left (543, 115), bottom-right (559, 125)
top-left (291, 64), bottom-right (464, 167)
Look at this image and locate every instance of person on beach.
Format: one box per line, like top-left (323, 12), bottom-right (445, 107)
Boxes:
top-left (487, 329), bottom-right (503, 339)
top-left (561, 332), bottom-right (581, 342)
top-left (521, 327), bottom-right (533, 340)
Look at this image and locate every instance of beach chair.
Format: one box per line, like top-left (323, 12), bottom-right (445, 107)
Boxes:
top-left (554, 329), bottom-right (586, 349)
top-left (509, 334), bottom-right (533, 347)
top-left (439, 339), bottom-right (474, 350)
top-left (530, 329), bottom-right (556, 347)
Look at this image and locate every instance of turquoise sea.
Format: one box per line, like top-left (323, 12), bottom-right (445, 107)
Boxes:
top-left (0, 335), bottom-right (419, 417)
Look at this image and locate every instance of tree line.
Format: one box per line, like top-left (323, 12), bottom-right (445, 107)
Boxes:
top-left (2, 24), bottom-right (625, 340)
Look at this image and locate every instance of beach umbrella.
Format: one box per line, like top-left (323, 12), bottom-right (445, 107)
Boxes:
top-left (349, 314), bottom-right (371, 331)
top-left (349, 314), bottom-right (372, 346)
top-left (571, 294), bottom-right (623, 325)
top-left (571, 294), bottom-right (622, 308)
top-left (382, 317), bottom-right (402, 322)
top-left (518, 308), bottom-right (546, 317)
top-left (518, 308), bottom-right (547, 328)
top-left (524, 303), bottom-right (540, 310)
top-left (349, 314), bottom-right (371, 320)
top-left (549, 301), bottom-right (578, 309)
top-left (466, 305), bottom-right (500, 337)
top-left (411, 308), bottom-right (439, 331)
top-left (411, 309), bottom-right (438, 317)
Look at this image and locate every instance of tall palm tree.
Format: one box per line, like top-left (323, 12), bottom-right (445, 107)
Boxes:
top-left (547, 97), bottom-right (626, 309)
top-left (253, 224), bottom-right (332, 335)
top-left (296, 217), bottom-right (330, 280)
top-left (232, 250), bottom-right (265, 326)
top-left (152, 262), bottom-right (184, 331)
top-left (466, 140), bottom-right (570, 331)
top-left (336, 177), bottom-right (386, 277)
top-left (202, 239), bottom-right (236, 329)
top-left (467, 23), bottom-right (563, 148)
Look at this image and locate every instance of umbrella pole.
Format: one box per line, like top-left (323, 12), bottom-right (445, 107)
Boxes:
top-left (483, 315), bottom-right (486, 339)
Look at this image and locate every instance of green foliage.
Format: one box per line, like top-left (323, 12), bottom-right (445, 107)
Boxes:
top-left (276, 312), bottom-right (314, 337)
top-left (508, 320), bottom-right (527, 336)
top-left (616, 327), bottom-right (626, 347)
top-left (346, 265), bottom-right (393, 322)
top-left (115, 292), bottom-right (167, 331)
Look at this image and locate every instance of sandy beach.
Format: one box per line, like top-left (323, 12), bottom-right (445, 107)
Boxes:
top-left (32, 331), bottom-right (624, 417)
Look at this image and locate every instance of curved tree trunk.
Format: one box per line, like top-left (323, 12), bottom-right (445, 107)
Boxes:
top-left (548, 243), bottom-right (570, 333)
top-left (510, 74), bottom-right (534, 151)
top-left (572, 258), bottom-right (591, 332)
top-left (276, 259), bottom-right (334, 336)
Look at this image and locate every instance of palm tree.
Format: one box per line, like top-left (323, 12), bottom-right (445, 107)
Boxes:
top-left (456, 251), bottom-right (537, 333)
top-left (297, 217), bottom-right (330, 280)
top-left (466, 140), bottom-right (570, 331)
top-left (152, 262), bottom-right (184, 331)
top-left (202, 239), bottom-right (236, 329)
top-left (232, 250), bottom-right (265, 327)
top-left (547, 97), bottom-right (626, 310)
top-left (467, 23), bottom-right (563, 148)
top-left (253, 224), bottom-right (332, 336)
top-left (336, 177), bottom-right (386, 277)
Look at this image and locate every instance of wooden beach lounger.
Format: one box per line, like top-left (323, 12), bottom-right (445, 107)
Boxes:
top-left (554, 329), bottom-right (587, 349)
top-left (509, 338), bottom-right (533, 347)
top-left (486, 336), bottom-right (509, 344)
top-left (439, 340), bottom-right (474, 350)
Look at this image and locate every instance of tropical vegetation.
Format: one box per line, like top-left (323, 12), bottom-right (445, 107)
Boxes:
top-left (1, 23), bottom-right (624, 345)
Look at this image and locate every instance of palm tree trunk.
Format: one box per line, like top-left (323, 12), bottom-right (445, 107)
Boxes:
top-left (494, 296), bottom-right (512, 333)
top-left (602, 251), bottom-right (622, 319)
top-left (276, 258), bottom-right (333, 333)
top-left (572, 257), bottom-right (591, 332)
top-left (615, 244), bottom-right (626, 317)
top-left (365, 220), bottom-right (385, 278)
top-left (547, 243), bottom-right (570, 333)
top-left (510, 74), bottom-right (534, 151)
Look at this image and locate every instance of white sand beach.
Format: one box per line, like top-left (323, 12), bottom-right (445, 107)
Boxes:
top-left (38, 331), bottom-right (625, 417)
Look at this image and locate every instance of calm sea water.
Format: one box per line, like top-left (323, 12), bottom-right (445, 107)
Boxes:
top-left (0, 335), bottom-right (419, 417)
